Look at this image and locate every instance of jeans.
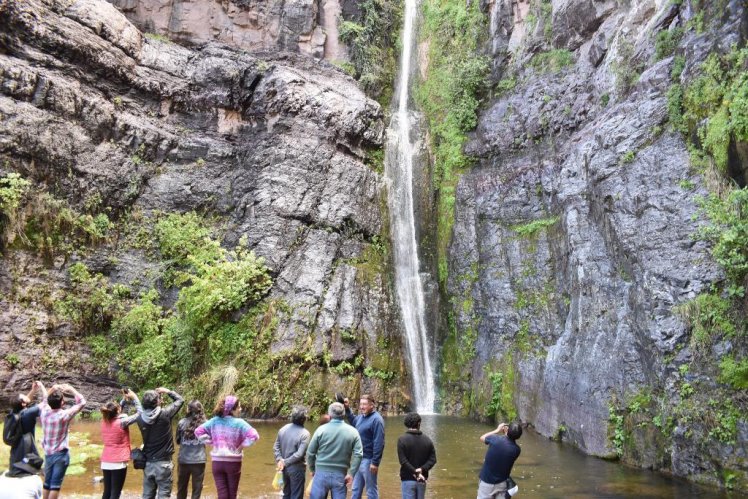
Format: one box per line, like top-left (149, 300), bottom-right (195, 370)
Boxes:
top-left (476, 479), bottom-right (508, 499)
top-left (401, 480), bottom-right (426, 499)
top-left (351, 458), bottom-right (378, 499)
top-left (102, 467), bottom-right (127, 499)
top-left (283, 465), bottom-right (306, 499)
top-left (177, 462), bottom-right (205, 499)
top-left (43, 449), bottom-right (69, 491)
top-left (143, 460), bottom-right (174, 499)
top-left (310, 470), bottom-right (347, 499)
top-left (212, 460), bottom-right (242, 499)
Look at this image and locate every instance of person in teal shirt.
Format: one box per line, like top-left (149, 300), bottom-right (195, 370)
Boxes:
top-left (306, 402), bottom-right (363, 499)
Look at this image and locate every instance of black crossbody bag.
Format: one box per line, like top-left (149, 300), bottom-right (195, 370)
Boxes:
top-left (131, 418), bottom-right (153, 470)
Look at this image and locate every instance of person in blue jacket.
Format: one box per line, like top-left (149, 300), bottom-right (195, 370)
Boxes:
top-left (344, 394), bottom-right (385, 499)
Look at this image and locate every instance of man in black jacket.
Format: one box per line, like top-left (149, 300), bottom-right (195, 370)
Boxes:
top-left (396, 413), bottom-right (436, 499)
top-left (130, 387), bottom-right (184, 499)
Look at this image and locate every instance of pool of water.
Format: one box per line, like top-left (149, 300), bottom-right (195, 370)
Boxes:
top-left (56, 415), bottom-right (729, 498)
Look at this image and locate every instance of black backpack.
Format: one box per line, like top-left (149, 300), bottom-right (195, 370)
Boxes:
top-left (3, 412), bottom-right (23, 447)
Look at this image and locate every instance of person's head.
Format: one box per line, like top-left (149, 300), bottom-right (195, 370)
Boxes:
top-left (359, 394), bottom-right (375, 415)
top-left (404, 412), bottom-right (421, 430)
top-left (141, 390), bottom-right (160, 410)
top-left (214, 395), bottom-right (241, 417)
top-left (11, 453), bottom-right (43, 477)
top-left (290, 405), bottom-right (308, 426)
top-left (184, 400), bottom-right (206, 439)
top-left (47, 389), bottom-right (64, 410)
top-left (507, 423), bottom-right (522, 441)
top-left (11, 394), bottom-right (31, 413)
top-left (100, 401), bottom-right (121, 422)
top-left (187, 400), bottom-right (204, 418)
top-left (328, 402), bottom-right (345, 420)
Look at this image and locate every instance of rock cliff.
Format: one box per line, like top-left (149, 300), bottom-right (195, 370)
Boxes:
top-left (0, 0), bottom-right (406, 413)
top-left (440, 0), bottom-right (747, 489)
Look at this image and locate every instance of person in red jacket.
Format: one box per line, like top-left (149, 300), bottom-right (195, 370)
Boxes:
top-left (99, 390), bottom-right (142, 499)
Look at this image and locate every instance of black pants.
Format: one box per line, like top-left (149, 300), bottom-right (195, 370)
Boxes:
top-left (177, 462), bottom-right (206, 499)
top-left (102, 467), bottom-right (127, 499)
top-left (282, 466), bottom-right (306, 499)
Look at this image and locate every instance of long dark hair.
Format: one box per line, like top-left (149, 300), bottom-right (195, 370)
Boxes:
top-left (184, 400), bottom-right (206, 439)
top-left (100, 401), bottom-right (120, 422)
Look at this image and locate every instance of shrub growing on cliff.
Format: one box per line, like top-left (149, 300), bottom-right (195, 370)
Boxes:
top-left (417, 0), bottom-right (489, 286)
top-left (336, 0), bottom-right (402, 103)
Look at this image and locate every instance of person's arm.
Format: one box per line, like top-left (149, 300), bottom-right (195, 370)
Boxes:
top-left (397, 436), bottom-right (417, 476)
top-left (176, 420), bottom-right (184, 445)
top-left (37, 382), bottom-right (48, 405)
top-left (60, 385), bottom-right (86, 421)
top-left (273, 430), bottom-right (283, 467)
top-left (194, 419), bottom-right (212, 444)
top-left (283, 430), bottom-right (310, 467)
top-left (157, 388), bottom-right (184, 419)
top-left (241, 423), bottom-right (260, 447)
top-left (306, 431), bottom-right (319, 474)
top-left (120, 392), bottom-right (142, 428)
top-left (480, 423), bottom-right (508, 443)
top-left (345, 405), bottom-right (355, 426)
top-left (348, 434), bottom-right (363, 482)
top-left (371, 417), bottom-right (385, 467)
top-left (420, 440), bottom-right (437, 475)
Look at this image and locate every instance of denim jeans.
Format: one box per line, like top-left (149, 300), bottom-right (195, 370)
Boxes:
top-left (401, 480), bottom-right (426, 499)
top-left (43, 449), bottom-right (69, 491)
top-left (351, 458), bottom-right (378, 499)
top-left (310, 470), bottom-right (347, 499)
top-left (282, 465), bottom-right (306, 499)
top-left (143, 460), bottom-right (174, 499)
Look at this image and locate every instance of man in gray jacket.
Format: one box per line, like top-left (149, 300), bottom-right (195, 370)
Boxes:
top-left (274, 406), bottom-right (311, 499)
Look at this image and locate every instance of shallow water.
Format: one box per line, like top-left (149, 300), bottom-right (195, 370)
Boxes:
top-left (55, 415), bottom-right (733, 498)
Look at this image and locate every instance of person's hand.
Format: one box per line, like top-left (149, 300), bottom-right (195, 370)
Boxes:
top-left (343, 397), bottom-right (350, 408)
top-left (497, 423), bottom-right (508, 434)
top-left (370, 464), bottom-right (378, 475)
top-left (125, 389), bottom-right (136, 400)
top-left (344, 474), bottom-right (353, 486)
top-left (156, 387), bottom-right (170, 394)
top-left (277, 459), bottom-right (285, 471)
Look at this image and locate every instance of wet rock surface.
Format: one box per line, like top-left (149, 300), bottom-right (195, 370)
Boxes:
top-left (0, 0), bottom-right (403, 409)
top-left (450, 0), bottom-right (747, 487)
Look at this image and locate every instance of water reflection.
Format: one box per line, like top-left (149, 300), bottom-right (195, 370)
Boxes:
top-left (59, 415), bottom-right (727, 498)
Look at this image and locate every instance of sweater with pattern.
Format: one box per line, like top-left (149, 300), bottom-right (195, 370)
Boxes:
top-left (194, 416), bottom-right (259, 462)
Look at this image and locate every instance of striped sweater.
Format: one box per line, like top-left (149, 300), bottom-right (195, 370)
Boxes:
top-left (194, 416), bottom-right (259, 462)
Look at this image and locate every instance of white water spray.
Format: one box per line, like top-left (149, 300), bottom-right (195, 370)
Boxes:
top-left (384, 0), bottom-right (436, 413)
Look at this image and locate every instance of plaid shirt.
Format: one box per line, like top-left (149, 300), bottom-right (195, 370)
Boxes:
top-left (39, 393), bottom-right (86, 455)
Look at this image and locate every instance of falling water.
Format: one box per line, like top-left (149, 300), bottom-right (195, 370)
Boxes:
top-left (384, 0), bottom-right (436, 412)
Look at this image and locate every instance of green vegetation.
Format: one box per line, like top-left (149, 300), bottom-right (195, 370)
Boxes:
top-left (719, 356), bottom-right (748, 390)
top-left (620, 150), bottom-right (636, 164)
top-left (337, 0), bottom-right (402, 104)
top-left (485, 361), bottom-right (517, 421)
top-left (511, 216), bottom-right (559, 237)
top-left (612, 38), bottom-right (641, 95)
top-left (654, 28), bottom-right (683, 61)
top-left (417, 0), bottom-right (489, 287)
top-left (529, 49), bottom-right (574, 73)
top-left (608, 404), bottom-right (626, 457)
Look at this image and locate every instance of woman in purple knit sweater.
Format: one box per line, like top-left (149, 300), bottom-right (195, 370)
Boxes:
top-left (194, 395), bottom-right (260, 499)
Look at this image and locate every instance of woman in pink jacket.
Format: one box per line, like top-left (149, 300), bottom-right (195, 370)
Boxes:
top-left (99, 390), bottom-right (141, 499)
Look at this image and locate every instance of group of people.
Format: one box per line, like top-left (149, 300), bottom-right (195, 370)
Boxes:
top-left (1, 383), bottom-right (522, 499)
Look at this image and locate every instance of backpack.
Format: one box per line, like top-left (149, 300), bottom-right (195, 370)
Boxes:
top-left (3, 412), bottom-right (23, 447)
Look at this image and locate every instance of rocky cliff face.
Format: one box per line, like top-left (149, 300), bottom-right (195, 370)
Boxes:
top-left (443, 0), bottom-right (748, 489)
top-left (0, 0), bottom-right (405, 412)
top-left (105, 0), bottom-right (349, 61)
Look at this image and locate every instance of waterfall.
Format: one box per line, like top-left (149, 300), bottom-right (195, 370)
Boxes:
top-left (384, 0), bottom-right (436, 413)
